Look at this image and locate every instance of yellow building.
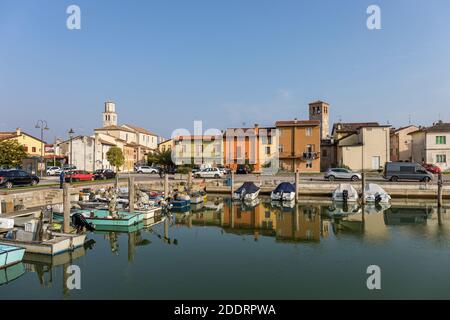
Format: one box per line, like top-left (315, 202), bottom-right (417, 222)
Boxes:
top-left (158, 139), bottom-right (174, 153)
top-left (0, 128), bottom-right (46, 157)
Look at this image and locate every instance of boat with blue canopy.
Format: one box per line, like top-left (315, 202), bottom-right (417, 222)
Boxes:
top-left (271, 182), bottom-right (296, 201)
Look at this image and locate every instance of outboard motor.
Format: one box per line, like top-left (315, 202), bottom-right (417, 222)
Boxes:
top-left (342, 189), bottom-right (349, 202)
top-left (375, 194), bottom-right (382, 203)
top-left (71, 213), bottom-right (96, 232)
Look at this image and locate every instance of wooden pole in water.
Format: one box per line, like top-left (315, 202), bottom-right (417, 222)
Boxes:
top-left (230, 171), bottom-right (235, 196)
top-left (128, 176), bottom-right (135, 213)
top-left (361, 172), bottom-right (366, 205)
top-left (187, 170), bottom-right (192, 194)
top-left (295, 170), bottom-right (299, 203)
top-left (438, 172), bottom-right (443, 208)
top-left (63, 184), bottom-right (70, 233)
top-left (164, 173), bottom-right (169, 199)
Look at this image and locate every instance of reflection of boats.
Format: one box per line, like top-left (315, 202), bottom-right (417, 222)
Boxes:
top-left (240, 198), bottom-right (260, 210)
top-left (23, 242), bottom-right (90, 266)
top-left (1, 244), bottom-right (25, 269)
top-left (332, 184), bottom-right (358, 202)
top-left (384, 206), bottom-right (432, 225)
top-left (190, 202), bottom-right (205, 212)
top-left (324, 202), bottom-right (361, 216)
top-left (190, 191), bottom-right (207, 204)
top-left (364, 184), bottom-right (391, 204)
top-left (233, 182), bottom-right (260, 201)
top-left (364, 203), bottom-right (391, 214)
top-left (0, 262), bottom-right (25, 286)
top-left (271, 182), bottom-right (296, 201)
top-left (270, 200), bottom-right (296, 210)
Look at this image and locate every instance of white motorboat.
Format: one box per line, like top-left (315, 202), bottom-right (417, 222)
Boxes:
top-left (364, 183), bottom-right (391, 204)
top-left (271, 182), bottom-right (296, 201)
top-left (332, 184), bottom-right (359, 202)
top-left (233, 182), bottom-right (260, 201)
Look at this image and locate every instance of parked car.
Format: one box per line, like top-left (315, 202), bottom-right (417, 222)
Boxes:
top-left (194, 168), bottom-right (224, 179)
top-left (423, 163), bottom-right (442, 174)
top-left (46, 166), bottom-right (62, 176)
top-left (94, 169), bottom-right (116, 180)
top-left (0, 169), bottom-right (40, 188)
top-left (383, 162), bottom-right (434, 182)
top-left (324, 168), bottom-right (362, 181)
top-left (63, 165), bottom-right (77, 171)
top-left (136, 166), bottom-right (158, 174)
top-left (65, 170), bottom-right (95, 182)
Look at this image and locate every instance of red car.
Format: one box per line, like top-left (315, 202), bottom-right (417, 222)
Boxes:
top-left (65, 170), bottom-right (95, 182)
top-left (423, 163), bottom-right (441, 174)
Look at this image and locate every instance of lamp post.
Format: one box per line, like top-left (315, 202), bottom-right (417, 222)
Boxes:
top-left (68, 128), bottom-right (75, 183)
top-left (35, 120), bottom-right (49, 178)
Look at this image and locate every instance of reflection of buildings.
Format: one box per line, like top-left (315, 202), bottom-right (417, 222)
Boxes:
top-left (176, 200), bottom-right (330, 243)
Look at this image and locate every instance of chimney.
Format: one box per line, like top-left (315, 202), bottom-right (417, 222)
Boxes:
top-left (294, 118), bottom-right (298, 124)
top-left (16, 128), bottom-right (21, 136)
top-left (254, 123), bottom-right (259, 128)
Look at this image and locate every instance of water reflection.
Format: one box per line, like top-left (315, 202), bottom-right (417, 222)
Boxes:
top-left (0, 263), bottom-right (25, 287)
top-left (174, 197), bottom-right (450, 243)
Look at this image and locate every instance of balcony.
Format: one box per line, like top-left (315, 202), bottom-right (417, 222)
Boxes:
top-left (301, 152), bottom-right (320, 161)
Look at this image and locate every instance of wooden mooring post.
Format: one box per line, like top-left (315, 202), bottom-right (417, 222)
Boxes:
top-left (63, 184), bottom-right (71, 233)
top-left (230, 171), bottom-right (235, 196)
top-left (295, 170), bottom-right (299, 203)
top-left (164, 173), bottom-right (169, 199)
top-left (438, 172), bottom-right (443, 208)
top-left (361, 172), bottom-right (366, 205)
top-left (128, 176), bottom-right (135, 213)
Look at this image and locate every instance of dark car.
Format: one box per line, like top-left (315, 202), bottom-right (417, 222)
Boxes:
top-left (94, 169), bottom-right (116, 180)
top-left (0, 169), bottom-right (40, 189)
top-left (383, 162), bottom-right (434, 182)
top-left (236, 165), bottom-right (249, 174)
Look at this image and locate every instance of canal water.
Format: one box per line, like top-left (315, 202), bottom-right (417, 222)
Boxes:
top-left (1, 196), bottom-right (450, 299)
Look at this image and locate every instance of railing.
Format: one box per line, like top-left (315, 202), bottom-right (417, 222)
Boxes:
top-left (301, 152), bottom-right (320, 161)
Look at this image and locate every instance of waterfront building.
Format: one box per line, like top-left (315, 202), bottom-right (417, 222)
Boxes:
top-left (158, 139), bottom-right (174, 153)
top-left (275, 119), bottom-right (321, 173)
top-left (223, 125), bottom-right (277, 173)
top-left (333, 123), bottom-right (391, 171)
top-left (0, 128), bottom-right (46, 157)
top-left (409, 121), bottom-right (450, 171)
top-left (390, 125), bottom-right (419, 162)
top-left (172, 135), bottom-right (223, 166)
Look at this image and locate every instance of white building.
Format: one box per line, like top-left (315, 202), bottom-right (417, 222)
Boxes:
top-left (410, 121), bottom-right (450, 171)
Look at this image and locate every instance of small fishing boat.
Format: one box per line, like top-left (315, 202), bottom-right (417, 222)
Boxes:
top-left (0, 232), bottom-right (86, 256)
top-left (0, 244), bottom-right (25, 269)
top-left (364, 183), bottom-right (391, 204)
top-left (271, 182), bottom-right (296, 201)
top-left (135, 206), bottom-right (162, 220)
top-left (190, 190), bottom-right (207, 204)
top-left (54, 209), bottom-right (140, 227)
top-left (332, 184), bottom-right (359, 202)
top-left (233, 182), bottom-right (260, 201)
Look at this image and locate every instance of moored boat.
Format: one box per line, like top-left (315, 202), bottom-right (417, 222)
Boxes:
top-left (271, 182), bottom-right (296, 201)
top-left (332, 184), bottom-right (359, 202)
top-left (0, 244), bottom-right (26, 269)
top-left (233, 182), bottom-right (260, 201)
top-left (364, 183), bottom-right (391, 204)
top-left (54, 209), bottom-right (140, 227)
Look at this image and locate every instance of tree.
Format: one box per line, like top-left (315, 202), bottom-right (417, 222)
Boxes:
top-left (0, 139), bottom-right (27, 168)
top-left (107, 147), bottom-right (125, 172)
top-left (147, 149), bottom-right (174, 169)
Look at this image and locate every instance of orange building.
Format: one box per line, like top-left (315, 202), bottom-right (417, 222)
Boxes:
top-left (223, 125), bottom-right (277, 173)
top-left (275, 120), bottom-right (321, 172)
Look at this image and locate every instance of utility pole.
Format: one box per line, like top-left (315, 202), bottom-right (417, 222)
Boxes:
top-left (35, 120), bottom-right (49, 178)
top-left (68, 129), bottom-right (74, 183)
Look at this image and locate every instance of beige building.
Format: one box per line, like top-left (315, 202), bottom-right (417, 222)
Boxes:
top-left (309, 100), bottom-right (330, 140)
top-left (158, 139), bottom-right (174, 153)
top-left (390, 125), bottom-right (419, 162)
top-left (410, 121), bottom-right (450, 171)
top-left (335, 124), bottom-right (391, 171)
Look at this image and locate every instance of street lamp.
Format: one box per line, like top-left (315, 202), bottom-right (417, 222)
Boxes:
top-left (68, 128), bottom-right (75, 183)
top-left (35, 120), bottom-right (49, 178)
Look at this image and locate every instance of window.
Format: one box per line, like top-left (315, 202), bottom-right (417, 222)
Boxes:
top-left (306, 128), bottom-right (312, 136)
top-left (436, 155), bottom-right (447, 163)
top-left (32, 147), bottom-right (36, 152)
top-left (278, 145), bottom-right (284, 153)
top-left (24, 146), bottom-right (28, 152)
top-left (436, 136), bottom-right (447, 145)
top-left (265, 146), bottom-right (271, 155)
top-left (306, 161), bottom-right (312, 168)
top-left (322, 149), bottom-right (328, 157)
top-left (268, 136), bottom-right (272, 145)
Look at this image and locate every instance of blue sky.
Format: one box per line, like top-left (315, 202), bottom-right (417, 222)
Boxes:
top-left (1, 0), bottom-right (450, 142)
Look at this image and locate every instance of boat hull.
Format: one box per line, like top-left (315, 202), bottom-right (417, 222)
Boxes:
top-left (0, 245), bottom-right (26, 269)
top-left (271, 192), bottom-right (295, 201)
